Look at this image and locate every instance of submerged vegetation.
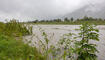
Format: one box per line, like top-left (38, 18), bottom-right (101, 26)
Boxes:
top-left (28, 23), bottom-right (99, 60)
top-left (0, 19), bottom-right (100, 60)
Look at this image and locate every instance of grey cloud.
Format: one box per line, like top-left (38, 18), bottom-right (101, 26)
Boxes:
top-left (0, 0), bottom-right (105, 22)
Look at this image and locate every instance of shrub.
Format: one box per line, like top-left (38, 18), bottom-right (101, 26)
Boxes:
top-left (4, 19), bottom-right (32, 37)
top-left (75, 23), bottom-right (99, 60)
top-left (0, 22), bottom-right (5, 34)
top-left (0, 34), bottom-right (46, 60)
top-left (0, 20), bottom-right (46, 60)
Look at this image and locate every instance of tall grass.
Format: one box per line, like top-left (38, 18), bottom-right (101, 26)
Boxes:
top-left (0, 19), bottom-right (46, 60)
top-left (4, 20), bottom-right (32, 37)
top-left (0, 34), bottom-right (45, 60)
top-left (0, 22), bottom-right (5, 34)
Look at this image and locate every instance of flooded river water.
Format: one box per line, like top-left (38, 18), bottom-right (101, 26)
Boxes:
top-left (25, 25), bottom-right (105, 60)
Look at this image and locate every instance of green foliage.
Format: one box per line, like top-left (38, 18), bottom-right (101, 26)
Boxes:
top-left (28, 16), bottom-right (105, 25)
top-left (4, 19), bottom-right (32, 37)
top-left (50, 23), bottom-right (99, 60)
top-left (35, 23), bottom-right (100, 60)
top-left (0, 20), bottom-right (46, 60)
top-left (0, 34), bottom-right (46, 60)
top-left (64, 17), bottom-right (70, 22)
top-left (75, 23), bottom-right (99, 60)
top-left (37, 27), bottom-right (50, 60)
top-left (57, 33), bottom-right (76, 60)
top-left (0, 22), bottom-right (5, 33)
top-left (70, 17), bottom-right (74, 21)
top-left (0, 19), bottom-right (100, 60)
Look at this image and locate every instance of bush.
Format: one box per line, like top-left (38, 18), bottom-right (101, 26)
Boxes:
top-left (0, 34), bottom-right (46, 60)
top-left (0, 22), bottom-right (5, 34)
top-left (75, 23), bottom-right (99, 60)
top-left (4, 20), bottom-right (32, 37)
top-left (0, 20), bottom-right (46, 60)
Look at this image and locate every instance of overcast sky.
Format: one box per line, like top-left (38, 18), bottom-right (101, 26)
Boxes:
top-left (0, 0), bottom-right (105, 22)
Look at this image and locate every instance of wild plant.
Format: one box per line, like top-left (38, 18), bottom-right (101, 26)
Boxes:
top-left (75, 23), bottom-right (99, 60)
top-left (0, 20), bottom-right (47, 60)
top-left (30, 26), bottom-right (51, 60)
top-left (4, 19), bottom-right (32, 37)
top-left (0, 34), bottom-right (46, 60)
top-left (56, 33), bottom-right (76, 60)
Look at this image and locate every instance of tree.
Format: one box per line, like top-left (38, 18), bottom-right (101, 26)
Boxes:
top-left (71, 17), bottom-right (74, 21)
top-left (77, 18), bottom-right (80, 21)
top-left (33, 20), bottom-right (38, 23)
top-left (98, 18), bottom-right (103, 21)
top-left (57, 33), bottom-right (76, 60)
top-left (64, 17), bottom-right (69, 22)
top-left (56, 19), bottom-right (62, 22)
top-left (76, 23), bottom-right (99, 60)
top-left (83, 16), bottom-right (89, 21)
top-left (88, 17), bottom-right (94, 21)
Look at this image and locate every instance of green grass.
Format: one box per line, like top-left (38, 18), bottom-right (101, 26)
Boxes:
top-left (0, 22), bottom-right (5, 33)
top-left (0, 20), bottom-right (46, 60)
top-left (4, 20), bottom-right (32, 37)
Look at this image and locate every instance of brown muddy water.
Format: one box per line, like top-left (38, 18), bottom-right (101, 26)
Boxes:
top-left (24, 25), bottom-right (105, 60)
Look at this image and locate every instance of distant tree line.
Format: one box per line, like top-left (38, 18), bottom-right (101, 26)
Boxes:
top-left (28, 16), bottom-right (105, 23)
